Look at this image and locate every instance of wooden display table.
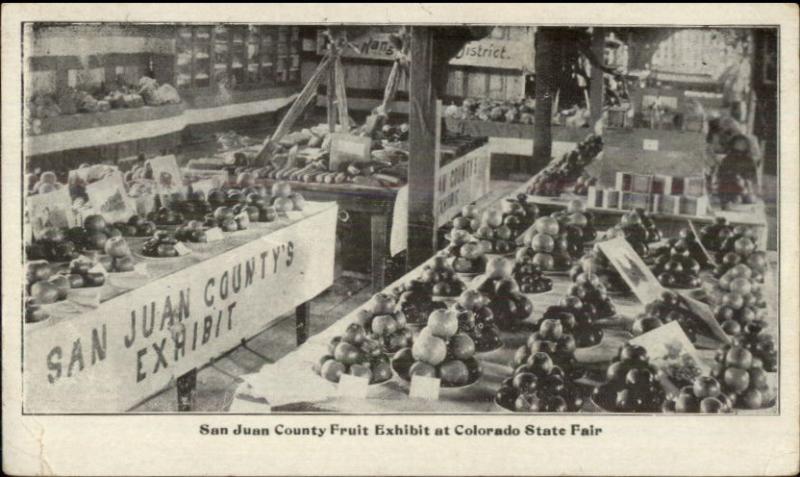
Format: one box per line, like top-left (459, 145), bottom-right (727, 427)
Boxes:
top-left (24, 201), bottom-right (338, 413)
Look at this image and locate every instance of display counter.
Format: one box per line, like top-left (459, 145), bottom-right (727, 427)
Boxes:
top-left (230, 194), bottom-right (778, 414)
top-left (24, 201), bottom-right (338, 413)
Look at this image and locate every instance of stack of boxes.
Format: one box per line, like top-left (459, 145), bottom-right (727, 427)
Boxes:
top-left (586, 172), bottom-right (708, 216)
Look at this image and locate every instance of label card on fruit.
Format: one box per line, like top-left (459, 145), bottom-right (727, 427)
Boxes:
top-left (174, 242), bottom-right (192, 256)
top-left (147, 155), bottom-right (188, 200)
top-left (205, 227), bottom-right (224, 242)
top-left (27, 186), bottom-right (78, 240)
top-left (643, 139), bottom-right (659, 151)
top-left (409, 375), bottom-right (441, 400)
top-left (676, 293), bottom-right (730, 345)
top-left (629, 321), bottom-right (709, 393)
top-left (85, 171), bottom-right (138, 224)
top-left (336, 374), bottom-right (371, 399)
top-left (596, 237), bottom-right (665, 305)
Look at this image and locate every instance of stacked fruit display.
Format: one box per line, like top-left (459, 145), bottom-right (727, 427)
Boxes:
top-left (512, 318), bottom-right (579, 374)
top-left (710, 228), bottom-right (766, 283)
top-left (314, 324), bottom-right (393, 385)
top-left (632, 291), bottom-right (709, 343)
top-left (451, 204), bottom-right (482, 234)
top-left (202, 205), bottom-right (250, 232)
top-left (661, 376), bottom-right (734, 413)
top-left (393, 279), bottom-right (447, 326)
top-left (569, 251), bottom-right (629, 294)
top-left (590, 344), bottom-right (667, 412)
top-left (603, 209), bottom-right (662, 258)
top-left (730, 321), bottom-right (777, 372)
top-left (650, 235), bottom-right (704, 289)
top-left (175, 221), bottom-right (208, 243)
top-left (270, 182), bottom-right (305, 213)
top-left (353, 293), bottom-right (414, 355)
top-left (26, 227), bottom-right (81, 262)
top-left (494, 351), bottom-right (584, 412)
top-left (500, 194), bottom-right (539, 237)
top-left (418, 255), bottom-right (467, 298)
top-left (550, 199), bottom-right (598, 246)
top-left (472, 209), bottom-right (516, 256)
top-left (511, 253), bottom-right (553, 294)
top-left (698, 217), bottom-right (733, 252)
top-left (452, 289), bottom-right (503, 352)
top-left (526, 135), bottom-right (604, 197)
top-left (475, 258), bottom-right (534, 331)
top-left (391, 310), bottom-right (482, 387)
top-left (709, 344), bottom-right (775, 409)
top-left (140, 231), bottom-right (182, 258)
top-left (565, 271), bottom-right (616, 319)
top-left (540, 293), bottom-right (605, 349)
top-left (67, 256), bottom-right (110, 285)
top-left (519, 216), bottom-right (573, 271)
top-left (712, 264), bottom-right (768, 337)
top-left (444, 234), bottom-right (489, 276)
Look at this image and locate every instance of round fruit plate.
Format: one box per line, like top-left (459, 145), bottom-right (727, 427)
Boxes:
top-left (390, 359), bottom-right (482, 393)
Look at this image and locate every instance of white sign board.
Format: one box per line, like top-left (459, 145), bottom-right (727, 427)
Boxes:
top-left (434, 147), bottom-right (492, 227)
top-left (27, 187), bottom-right (77, 239)
top-left (24, 204), bottom-right (338, 412)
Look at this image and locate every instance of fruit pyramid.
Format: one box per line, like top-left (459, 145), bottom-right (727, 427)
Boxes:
top-left (549, 199), bottom-right (598, 247)
top-left (510, 254), bottom-right (553, 294)
top-left (729, 321), bottom-right (777, 372)
top-left (712, 265), bottom-right (769, 337)
top-left (570, 249), bottom-right (629, 294)
top-left (391, 309), bottom-right (482, 387)
top-left (540, 294), bottom-right (605, 349)
top-left (315, 324), bottom-right (393, 385)
top-left (603, 208), bottom-right (662, 258)
top-left (418, 254), bottom-right (467, 298)
top-left (452, 289), bottom-right (503, 352)
top-left (591, 343), bottom-right (667, 412)
top-left (353, 293), bottom-right (414, 354)
top-left (710, 344), bottom-right (775, 409)
top-left (651, 229), bottom-right (710, 288)
top-left (392, 279), bottom-right (448, 327)
top-left (476, 257), bottom-right (534, 331)
top-left (495, 351), bottom-right (584, 412)
top-left (519, 216), bottom-right (574, 271)
top-left (711, 230), bottom-right (767, 283)
top-left (500, 194), bottom-right (540, 237)
top-left (633, 290), bottom-right (710, 343)
top-left (512, 318), bottom-right (580, 377)
top-left (472, 208), bottom-right (517, 256)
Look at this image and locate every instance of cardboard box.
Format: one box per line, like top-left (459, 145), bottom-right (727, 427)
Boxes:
top-left (620, 191), bottom-right (651, 211)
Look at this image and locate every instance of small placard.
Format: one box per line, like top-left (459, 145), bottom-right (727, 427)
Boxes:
top-left (409, 375), bottom-right (441, 400)
top-left (337, 374), bottom-right (370, 399)
top-left (85, 172), bottom-right (138, 224)
top-left (643, 139), bottom-right (659, 151)
top-left (27, 186), bottom-right (77, 240)
top-left (205, 227), bottom-right (224, 242)
top-left (629, 321), bottom-right (708, 392)
top-left (174, 242), bottom-right (192, 256)
top-left (596, 237), bottom-right (664, 305)
top-left (147, 155), bottom-right (188, 199)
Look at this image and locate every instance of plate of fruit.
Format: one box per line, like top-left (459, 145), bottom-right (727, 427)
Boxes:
top-left (512, 249), bottom-right (554, 294)
top-left (135, 231), bottom-right (190, 259)
top-left (494, 351), bottom-right (585, 413)
top-left (314, 329), bottom-right (394, 386)
top-left (474, 257), bottom-right (534, 332)
top-left (353, 293), bottom-right (414, 356)
top-left (589, 343), bottom-right (667, 413)
top-left (390, 314), bottom-right (483, 390)
top-left (417, 255), bottom-right (467, 300)
top-left (452, 290), bottom-right (504, 353)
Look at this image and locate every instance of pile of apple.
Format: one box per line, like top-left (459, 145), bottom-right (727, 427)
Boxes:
top-left (203, 205), bottom-right (251, 232)
top-left (713, 264), bottom-right (768, 337)
top-left (651, 237), bottom-right (704, 289)
top-left (590, 344), bottom-right (667, 412)
top-left (393, 279), bottom-right (448, 326)
top-left (475, 257), bottom-right (534, 331)
top-left (67, 256), bottom-right (111, 284)
top-left (140, 231), bottom-right (182, 258)
top-left (26, 260), bottom-right (68, 303)
top-left (452, 289), bottom-right (503, 352)
top-left (550, 199), bottom-right (598, 246)
top-left (518, 216), bottom-right (573, 271)
top-left (709, 344), bottom-right (775, 409)
top-left (711, 230), bottom-right (766, 283)
top-left (632, 291), bottom-right (710, 343)
top-left (495, 351), bottom-right (584, 412)
top-left (540, 296), bottom-right (605, 349)
top-left (729, 321), bottom-right (777, 372)
top-left (661, 376), bottom-right (734, 413)
top-left (604, 209), bottom-right (662, 258)
top-left (445, 238), bottom-right (489, 276)
top-left (417, 254), bottom-right (466, 298)
top-left (472, 209), bottom-right (516, 256)
top-left (513, 318), bottom-right (579, 374)
top-left (117, 215), bottom-right (158, 237)
top-left (570, 250), bottom-right (629, 294)
top-left (354, 293), bottom-right (414, 355)
top-left (175, 221), bottom-right (208, 243)
top-left (500, 194), bottom-right (540, 237)
top-left (391, 311), bottom-right (482, 387)
top-left (270, 181), bottom-right (305, 213)
top-left (315, 324), bottom-right (393, 385)
top-left (511, 252), bottom-right (553, 294)
top-left (26, 227), bottom-right (81, 262)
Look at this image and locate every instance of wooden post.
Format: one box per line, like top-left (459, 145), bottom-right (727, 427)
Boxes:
top-left (407, 26), bottom-right (437, 270)
top-left (590, 28), bottom-right (606, 127)
top-left (533, 28), bottom-right (555, 172)
top-left (327, 39), bottom-right (337, 133)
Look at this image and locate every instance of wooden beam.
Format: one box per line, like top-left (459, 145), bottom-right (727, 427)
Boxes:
top-left (533, 28), bottom-right (556, 172)
top-left (590, 27), bottom-right (605, 127)
top-left (407, 26), bottom-right (437, 270)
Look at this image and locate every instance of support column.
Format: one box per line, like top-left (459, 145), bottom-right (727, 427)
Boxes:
top-left (590, 27), bottom-right (606, 127)
top-left (533, 28), bottom-right (556, 172)
top-left (407, 26), bottom-right (437, 270)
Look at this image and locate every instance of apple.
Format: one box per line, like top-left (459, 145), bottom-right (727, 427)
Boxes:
top-left (530, 233), bottom-right (555, 253)
top-left (734, 237), bottom-right (755, 256)
top-left (85, 271), bottom-right (106, 287)
top-left (439, 360), bottom-right (470, 386)
top-left (494, 278), bottom-right (519, 296)
top-left (534, 216), bottom-right (559, 236)
top-left (372, 362), bottom-right (393, 383)
top-left (334, 342), bottom-right (363, 366)
top-left (348, 363), bottom-right (372, 381)
top-left (30, 280), bottom-right (60, 304)
top-left (532, 253), bottom-right (554, 270)
top-left (87, 231), bottom-right (109, 250)
top-left (371, 315), bottom-right (399, 336)
top-left (412, 332), bottom-right (447, 366)
top-left (274, 197), bottom-right (294, 213)
top-left (568, 212), bottom-right (588, 227)
top-left (368, 293), bottom-right (396, 316)
top-left (271, 182), bottom-right (292, 199)
top-left (481, 210), bottom-right (503, 228)
top-left (26, 260), bottom-right (52, 284)
top-left (83, 214), bottom-right (106, 232)
top-left (528, 352), bottom-right (554, 376)
top-left (449, 333), bottom-right (476, 360)
top-left (539, 319), bottom-right (563, 340)
top-left (693, 376), bottom-right (722, 399)
top-left (724, 367), bottom-right (751, 393)
top-left (725, 347), bottom-right (753, 369)
top-left (461, 204), bottom-right (478, 219)
top-left (741, 388), bottom-right (763, 409)
top-left (392, 348), bottom-right (415, 375)
top-left (427, 309), bottom-right (459, 339)
top-left (457, 289), bottom-right (484, 311)
top-left (486, 256), bottom-right (511, 279)
top-left (749, 368), bottom-right (768, 390)
top-left (48, 275), bottom-right (70, 300)
top-left (699, 397), bottom-right (725, 413)
top-left (321, 360), bottom-right (346, 383)
top-left (409, 361), bottom-right (437, 378)
top-left (342, 323), bottom-right (367, 345)
top-left (104, 236), bottom-right (131, 258)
